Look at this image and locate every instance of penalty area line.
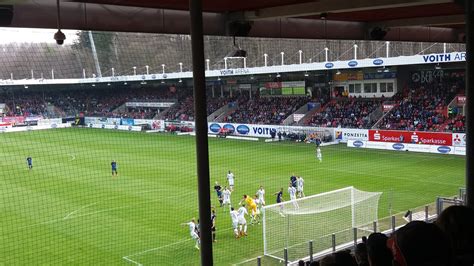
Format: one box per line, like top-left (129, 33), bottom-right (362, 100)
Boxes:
top-left (123, 256), bottom-right (143, 266)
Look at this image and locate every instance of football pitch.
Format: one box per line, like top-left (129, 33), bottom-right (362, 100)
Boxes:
top-left (0, 128), bottom-right (465, 265)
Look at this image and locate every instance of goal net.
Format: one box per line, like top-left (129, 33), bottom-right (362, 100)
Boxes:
top-left (262, 187), bottom-right (382, 262)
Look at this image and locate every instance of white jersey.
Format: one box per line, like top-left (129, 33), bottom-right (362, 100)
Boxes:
top-left (257, 189), bottom-right (265, 202)
top-left (227, 173), bottom-right (235, 186)
top-left (187, 222), bottom-right (197, 237)
top-left (222, 189), bottom-right (231, 203)
top-left (254, 198), bottom-right (261, 206)
top-left (297, 178), bottom-right (304, 190)
top-left (238, 206), bottom-right (248, 224)
top-left (288, 186), bottom-right (297, 199)
top-left (230, 210), bottom-right (239, 223)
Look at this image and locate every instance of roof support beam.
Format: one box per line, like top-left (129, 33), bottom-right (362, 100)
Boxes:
top-left (240, 0), bottom-right (453, 20)
top-left (369, 14), bottom-right (465, 28)
top-left (4, 0), bottom-right (463, 43)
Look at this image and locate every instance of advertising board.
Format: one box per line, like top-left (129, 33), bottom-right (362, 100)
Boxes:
top-left (335, 129), bottom-right (369, 143)
top-left (369, 130), bottom-right (452, 146)
top-left (452, 133), bottom-right (466, 147)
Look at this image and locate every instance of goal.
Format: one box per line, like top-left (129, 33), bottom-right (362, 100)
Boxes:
top-left (262, 187), bottom-right (382, 262)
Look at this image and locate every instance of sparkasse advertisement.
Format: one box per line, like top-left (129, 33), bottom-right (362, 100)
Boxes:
top-left (368, 129), bottom-right (452, 146)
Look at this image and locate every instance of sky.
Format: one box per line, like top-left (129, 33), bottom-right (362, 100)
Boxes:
top-left (0, 27), bottom-right (80, 45)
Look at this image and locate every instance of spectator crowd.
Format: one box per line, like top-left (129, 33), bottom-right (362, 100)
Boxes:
top-left (224, 96), bottom-right (309, 124)
top-left (0, 81), bottom-right (467, 133)
top-left (378, 83), bottom-right (462, 132)
top-left (308, 98), bottom-right (381, 129)
top-left (297, 205), bottom-right (474, 266)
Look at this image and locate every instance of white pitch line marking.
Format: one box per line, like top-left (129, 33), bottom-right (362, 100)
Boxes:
top-left (67, 154), bottom-right (76, 161)
top-left (63, 202), bottom-right (98, 220)
top-left (122, 256), bottom-right (143, 266)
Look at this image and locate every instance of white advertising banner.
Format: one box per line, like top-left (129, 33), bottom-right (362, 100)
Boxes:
top-left (347, 139), bottom-right (367, 148)
top-left (348, 141), bottom-right (459, 155)
top-left (366, 141), bottom-right (388, 150)
top-left (406, 143), bottom-right (435, 153)
top-left (125, 102), bottom-right (175, 108)
top-left (0, 123), bottom-right (71, 133)
top-left (452, 133), bottom-right (466, 147)
top-left (87, 123), bottom-right (141, 131)
top-left (454, 146), bottom-right (466, 156)
top-left (335, 128), bottom-right (369, 143)
top-left (208, 122), bottom-right (332, 138)
top-left (134, 119), bottom-right (165, 131)
top-left (38, 118), bottom-right (63, 126)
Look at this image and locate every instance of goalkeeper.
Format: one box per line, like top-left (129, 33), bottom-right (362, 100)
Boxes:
top-left (239, 194), bottom-right (258, 225)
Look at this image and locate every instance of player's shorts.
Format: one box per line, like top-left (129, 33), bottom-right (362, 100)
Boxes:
top-left (211, 226), bottom-right (216, 232)
top-left (250, 204), bottom-right (257, 215)
top-left (223, 198), bottom-right (230, 204)
top-left (191, 232), bottom-right (199, 240)
top-left (238, 218), bottom-right (247, 225)
top-left (232, 221), bottom-right (238, 229)
top-left (228, 180), bottom-right (234, 186)
top-left (290, 196), bottom-right (297, 201)
top-left (297, 187), bottom-right (303, 192)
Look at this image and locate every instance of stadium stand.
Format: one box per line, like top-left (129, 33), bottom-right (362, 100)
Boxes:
top-left (223, 95), bottom-right (309, 124)
top-left (445, 115), bottom-right (466, 133)
top-left (307, 98), bottom-right (381, 129)
top-left (0, 86), bottom-right (180, 119)
top-left (377, 82), bottom-right (464, 131)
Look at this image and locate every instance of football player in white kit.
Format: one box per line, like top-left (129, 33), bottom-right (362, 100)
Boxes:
top-left (227, 170), bottom-right (235, 191)
top-left (296, 176), bottom-right (305, 198)
top-left (257, 186), bottom-right (266, 206)
top-left (252, 195), bottom-right (262, 224)
top-left (230, 207), bottom-right (240, 238)
top-left (222, 186), bottom-right (232, 210)
top-left (237, 204), bottom-right (248, 236)
top-left (288, 182), bottom-right (299, 209)
top-left (316, 147), bottom-right (322, 163)
top-left (181, 218), bottom-right (200, 250)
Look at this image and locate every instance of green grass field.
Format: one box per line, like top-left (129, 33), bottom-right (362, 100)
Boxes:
top-left (0, 128), bottom-right (465, 265)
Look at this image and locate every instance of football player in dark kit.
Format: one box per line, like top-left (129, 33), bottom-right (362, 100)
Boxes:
top-left (111, 160), bottom-right (118, 176)
top-left (26, 156), bottom-right (33, 170)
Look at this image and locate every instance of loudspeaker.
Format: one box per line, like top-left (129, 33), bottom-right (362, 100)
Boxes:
top-left (370, 27), bottom-right (388, 40)
top-left (0, 5), bottom-right (13, 26)
top-left (227, 21), bottom-right (252, 37)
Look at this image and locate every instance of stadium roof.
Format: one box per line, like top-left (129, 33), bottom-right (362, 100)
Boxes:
top-left (2, 0), bottom-right (466, 42)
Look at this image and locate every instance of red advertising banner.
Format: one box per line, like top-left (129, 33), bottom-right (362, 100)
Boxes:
top-left (369, 129), bottom-right (452, 146)
top-left (2, 116), bottom-right (25, 124)
top-left (264, 82), bottom-right (282, 89)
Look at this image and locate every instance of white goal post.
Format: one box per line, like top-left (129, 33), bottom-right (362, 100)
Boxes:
top-left (262, 186), bottom-right (382, 262)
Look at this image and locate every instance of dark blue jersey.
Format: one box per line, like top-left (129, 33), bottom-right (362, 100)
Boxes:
top-left (276, 191), bottom-right (283, 203)
top-left (27, 157), bottom-right (32, 165)
top-left (290, 175), bottom-right (297, 187)
top-left (111, 161), bottom-right (117, 170)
